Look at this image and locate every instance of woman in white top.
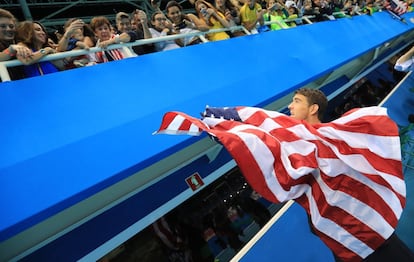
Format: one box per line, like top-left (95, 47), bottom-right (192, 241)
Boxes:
top-left (149, 11), bottom-right (181, 52)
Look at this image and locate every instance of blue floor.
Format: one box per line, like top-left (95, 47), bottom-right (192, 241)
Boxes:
top-left (239, 202), bottom-right (335, 262)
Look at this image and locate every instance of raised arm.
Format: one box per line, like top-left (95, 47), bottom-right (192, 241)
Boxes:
top-left (57, 19), bottom-right (85, 52)
top-left (396, 46), bottom-right (414, 64)
top-left (137, 10), bottom-right (152, 39)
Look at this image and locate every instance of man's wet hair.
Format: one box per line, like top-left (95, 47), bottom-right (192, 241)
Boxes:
top-left (294, 88), bottom-right (328, 121)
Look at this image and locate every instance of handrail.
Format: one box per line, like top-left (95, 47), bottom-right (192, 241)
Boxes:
top-left (263, 11), bottom-right (355, 28)
top-left (264, 15), bottom-right (315, 28)
top-left (0, 9), bottom-right (367, 83)
top-left (0, 25), bottom-right (250, 82)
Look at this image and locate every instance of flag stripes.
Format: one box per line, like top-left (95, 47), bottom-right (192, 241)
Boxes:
top-left (155, 106), bottom-right (405, 261)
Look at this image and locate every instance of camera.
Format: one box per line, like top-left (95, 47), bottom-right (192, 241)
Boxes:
top-left (177, 21), bottom-right (187, 29)
top-left (269, 4), bottom-right (280, 11)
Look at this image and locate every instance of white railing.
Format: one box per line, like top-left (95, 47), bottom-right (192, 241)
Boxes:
top-left (264, 15), bottom-right (316, 27)
top-left (0, 25), bottom-right (251, 82)
top-left (0, 12), bottom-right (359, 82)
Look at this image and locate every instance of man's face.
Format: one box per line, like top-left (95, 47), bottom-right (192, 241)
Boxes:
top-left (117, 17), bottom-right (131, 33)
top-left (247, 0), bottom-right (256, 8)
top-left (288, 93), bottom-right (312, 121)
top-left (131, 19), bottom-right (138, 30)
top-left (216, 0), bottom-right (225, 7)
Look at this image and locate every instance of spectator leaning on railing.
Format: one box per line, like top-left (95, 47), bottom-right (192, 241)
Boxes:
top-left (15, 21), bottom-right (64, 78)
top-left (165, 1), bottom-right (208, 46)
top-left (263, 0), bottom-right (290, 30)
top-left (114, 12), bottom-right (142, 57)
top-left (131, 9), bottom-right (156, 55)
top-left (149, 11), bottom-right (182, 52)
top-left (88, 16), bottom-right (136, 63)
top-left (212, 0), bottom-right (246, 37)
top-left (57, 18), bottom-right (95, 68)
top-left (213, 0), bottom-right (241, 27)
top-left (239, 0), bottom-right (266, 34)
top-left (0, 8), bottom-right (32, 62)
top-left (0, 8), bottom-right (32, 80)
top-left (194, 0), bottom-right (232, 41)
top-left (2, 0), bottom-right (413, 81)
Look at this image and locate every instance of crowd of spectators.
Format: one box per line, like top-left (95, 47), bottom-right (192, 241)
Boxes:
top-left (0, 0), bottom-right (413, 79)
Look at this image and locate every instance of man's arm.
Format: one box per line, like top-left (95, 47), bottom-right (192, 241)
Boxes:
top-left (396, 46), bottom-right (414, 64)
top-left (137, 10), bottom-right (152, 39)
top-left (395, 46), bottom-right (414, 72)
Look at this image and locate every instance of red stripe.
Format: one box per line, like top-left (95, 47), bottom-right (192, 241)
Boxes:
top-left (297, 184), bottom-right (385, 261)
top-left (177, 117), bottom-right (194, 131)
top-left (309, 177), bottom-right (386, 246)
top-left (212, 128), bottom-right (280, 203)
top-left (319, 136), bottom-right (402, 178)
top-left (158, 112), bottom-right (204, 133)
top-left (320, 172), bottom-right (399, 227)
top-left (313, 140), bottom-right (338, 158)
top-left (270, 127), bottom-right (305, 142)
top-left (363, 173), bottom-right (406, 206)
top-left (288, 152), bottom-right (319, 170)
top-left (244, 109), bottom-right (301, 129)
top-left (156, 106), bottom-right (405, 261)
top-left (216, 122), bottom-right (314, 194)
top-left (158, 112), bottom-right (177, 131)
top-left (324, 115), bottom-right (399, 137)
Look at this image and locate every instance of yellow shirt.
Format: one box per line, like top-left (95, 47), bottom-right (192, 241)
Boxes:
top-left (207, 12), bottom-right (230, 41)
top-left (240, 3), bottom-right (262, 24)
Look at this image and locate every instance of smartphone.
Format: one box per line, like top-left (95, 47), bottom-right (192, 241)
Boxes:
top-left (177, 21), bottom-right (186, 29)
top-left (270, 4), bottom-right (280, 11)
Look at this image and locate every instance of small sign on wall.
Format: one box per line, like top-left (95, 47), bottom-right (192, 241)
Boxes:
top-left (185, 172), bottom-right (204, 191)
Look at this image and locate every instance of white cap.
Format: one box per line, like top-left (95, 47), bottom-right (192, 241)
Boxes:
top-left (285, 0), bottom-right (297, 8)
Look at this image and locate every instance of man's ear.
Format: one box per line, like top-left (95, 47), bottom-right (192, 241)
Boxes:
top-left (310, 104), bottom-right (319, 116)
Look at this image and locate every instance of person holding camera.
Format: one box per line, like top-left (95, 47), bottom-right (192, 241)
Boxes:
top-left (149, 11), bottom-right (182, 52)
top-left (165, 1), bottom-right (209, 46)
top-left (131, 9), bottom-right (156, 55)
top-left (213, 0), bottom-right (247, 37)
top-left (194, 0), bottom-right (232, 41)
top-left (263, 0), bottom-right (290, 30)
top-left (239, 0), bottom-right (266, 34)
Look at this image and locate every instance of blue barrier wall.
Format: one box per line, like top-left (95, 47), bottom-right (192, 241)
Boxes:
top-left (0, 11), bottom-right (413, 259)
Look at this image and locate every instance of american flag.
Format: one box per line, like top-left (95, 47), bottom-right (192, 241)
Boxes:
top-left (383, 0), bottom-right (408, 16)
top-left (155, 106), bottom-right (406, 261)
